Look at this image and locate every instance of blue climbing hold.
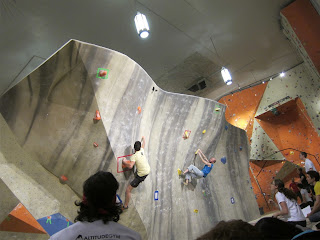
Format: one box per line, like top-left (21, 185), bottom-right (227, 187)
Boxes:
top-left (239, 146), bottom-right (243, 151)
top-left (231, 197), bottom-right (235, 204)
top-left (221, 157), bottom-right (227, 164)
top-left (154, 191), bottom-right (159, 201)
top-left (225, 125), bottom-right (228, 130)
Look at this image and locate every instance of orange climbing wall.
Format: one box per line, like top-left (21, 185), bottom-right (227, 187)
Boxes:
top-left (281, 0), bottom-right (320, 74)
top-left (0, 203), bottom-right (47, 234)
top-left (256, 98), bottom-right (320, 170)
top-left (219, 83), bottom-right (267, 141)
top-left (249, 160), bottom-right (285, 213)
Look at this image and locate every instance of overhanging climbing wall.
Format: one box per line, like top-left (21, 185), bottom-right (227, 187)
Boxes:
top-left (0, 40), bottom-right (259, 239)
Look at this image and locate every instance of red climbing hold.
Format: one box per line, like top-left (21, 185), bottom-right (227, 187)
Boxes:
top-left (99, 70), bottom-right (107, 77)
top-left (93, 142), bottom-right (98, 147)
top-left (93, 110), bottom-right (101, 121)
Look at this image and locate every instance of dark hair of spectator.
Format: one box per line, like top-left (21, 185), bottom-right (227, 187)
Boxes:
top-left (134, 141), bottom-right (141, 151)
top-left (300, 152), bottom-right (307, 158)
top-left (196, 219), bottom-right (262, 240)
top-left (274, 179), bottom-right (297, 201)
top-left (74, 171), bottom-right (121, 224)
top-left (297, 183), bottom-right (303, 189)
top-left (307, 170), bottom-right (320, 181)
top-left (255, 217), bottom-right (302, 240)
top-left (298, 168), bottom-right (303, 173)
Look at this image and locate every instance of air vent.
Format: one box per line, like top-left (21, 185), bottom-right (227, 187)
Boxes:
top-left (188, 80), bottom-right (206, 92)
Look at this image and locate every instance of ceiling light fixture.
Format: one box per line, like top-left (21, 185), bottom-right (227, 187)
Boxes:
top-left (279, 72), bottom-right (285, 77)
top-left (134, 12), bottom-right (150, 39)
top-left (221, 67), bottom-right (232, 85)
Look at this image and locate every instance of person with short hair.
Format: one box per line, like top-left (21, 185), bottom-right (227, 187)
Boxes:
top-left (297, 168), bottom-right (309, 188)
top-left (297, 183), bottom-right (313, 209)
top-left (270, 179), bottom-right (306, 227)
top-left (306, 170), bottom-right (320, 222)
top-left (49, 171), bottom-right (141, 240)
top-left (300, 152), bottom-right (316, 172)
top-left (255, 217), bottom-right (302, 240)
top-left (122, 136), bottom-right (150, 209)
top-left (197, 219), bottom-right (262, 240)
top-left (180, 149), bottom-right (216, 186)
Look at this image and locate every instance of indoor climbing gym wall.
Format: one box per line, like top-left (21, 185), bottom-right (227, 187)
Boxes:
top-left (220, 63), bottom-right (320, 214)
top-left (219, 0), bottom-right (320, 214)
top-left (0, 40), bottom-right (259, 239)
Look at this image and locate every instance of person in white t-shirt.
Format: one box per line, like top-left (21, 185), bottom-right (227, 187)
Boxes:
top-left (297, 183), bottom-right (314, 209)
top-left (299, 152), bottom-right (316, 172)
top-left (49, 171), bottom-right (141, 240)
top-left (269, 179), bottom-right (306, 227)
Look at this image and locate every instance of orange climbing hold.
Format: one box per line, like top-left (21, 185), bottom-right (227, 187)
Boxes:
top-left (99, 70), bottom-right (107, 77)
top-left (60, 175), bottom-right (68, 182)
top-left (137, 106), bottom-right (142, 114)
top-left (93, 110), bottom-right (101, 121)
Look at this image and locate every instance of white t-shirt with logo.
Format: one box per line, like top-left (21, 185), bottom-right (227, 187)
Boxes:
top-left (49, 220), bottom-right (141, 240)
top-left (275, 192), bottom-right (305, 222)
top-left (305, 158), bottom-right (316, 172)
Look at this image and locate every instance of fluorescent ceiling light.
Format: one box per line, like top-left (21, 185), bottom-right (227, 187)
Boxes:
top-left (134, 12), bottom-right (150, 39)
top-left (221, 67), bottom-right (232, 85)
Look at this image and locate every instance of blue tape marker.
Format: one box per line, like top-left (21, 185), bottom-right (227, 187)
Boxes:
top-left (154, 191), bottom-right (159, 200)
top-left (231, 197), bottom-right (235, 204)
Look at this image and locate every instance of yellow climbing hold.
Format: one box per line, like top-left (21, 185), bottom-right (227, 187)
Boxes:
top-left (290, 151), bottom-right (294, 155)
top-left (195, 149), bottom-right (199, 155)
top-left (202, 130), bottom-right (206, 134)
top-left (194, 209), bottom-right (198, 213)
top-left (215, 107), bottom-right (220, 111)
top-left (177, 168), bottom-right (182, 176)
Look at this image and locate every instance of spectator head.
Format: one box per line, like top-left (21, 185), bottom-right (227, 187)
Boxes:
top-left (134, 141), bottom-right (141, 151)
top-left (297, 183), bottom-right (303, 189)
top-left (306, 170), bottom-right (320, 185)
top-left (255, 217), bottom-right (302, 239)
top-left (298, 168), bottom-right (303, 173)
top-left (272, 179), bottom-right (297, 201)
top-left (299, 152), bottom-right (307, 160)
top-left (196, 219), bottom-right (262, 240)
top-left (74, 171), bottom-right (121, 223)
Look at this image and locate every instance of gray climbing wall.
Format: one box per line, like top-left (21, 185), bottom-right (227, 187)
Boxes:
top-left (0, 40), bottom-right (259, 239)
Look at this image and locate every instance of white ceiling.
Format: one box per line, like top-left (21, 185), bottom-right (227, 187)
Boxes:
top-left (0, 0), bottom-right (302, 99)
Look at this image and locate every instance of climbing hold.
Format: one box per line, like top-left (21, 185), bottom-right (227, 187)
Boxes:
top-left (231, 197), bottom-right (235, 204)
top-left (60, 175), bottom-right (68, 183)
top-left (239, 146), bottom-right (243, 151)
top-left (215, 107), bottom-right (220, 112)
top-left (194, 209), bottom-right (198, 213)
top-left (202, 130), bottom-right (206, 134)
top-left (99, 70), bottom-right (107, 77)
top-left (177, 168), bottom-right (182, 176)
top-left (93, 110), bottom-right (101, 121)
top-left (290, 151), bottom-right (294, 155)
top-left (154, 191), bottom-right (159, 201)
top-left (93, 142), bottom-right (98, 147)
top-left (183, 130), bottom-right (191, 139)
top-left (221, 157), bottom-right (227, 164)
top-left (137, 106), bottom-right (142, 114)
top-left (46, 216), bottom-right (52, 224)
top-left (195, 149), bottom-right (199, 155)
top-left (225, 125), bottom-right (228, 130)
